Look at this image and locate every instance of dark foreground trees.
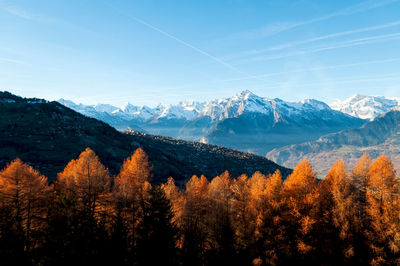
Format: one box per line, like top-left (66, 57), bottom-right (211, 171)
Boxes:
top-left (0, 149), bottom-right (399, 265)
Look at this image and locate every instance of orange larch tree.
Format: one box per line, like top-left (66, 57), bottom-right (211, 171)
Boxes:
top-left (57, 148), bottom-right (111, 219)
top-left (161, 177), bottom-right (184, 225)
top-left (207, 171), bottom-right (235, 263)
top-left (112, 148), bottom-right (152, 249)
top-left (258, 169), bottom-right (283, 265)
top-left (0, 158), bottom-right (51, 249)
top-left (281, 159), bottom-right (319, 261)
top-left (181, 174), bottom-right (210, 265)
top-left (365, 154), bottom-right (400, 265)
top-left (319, 160), bottom-right (356, 263)
top-left (230, 174), bottom-right (252, 254)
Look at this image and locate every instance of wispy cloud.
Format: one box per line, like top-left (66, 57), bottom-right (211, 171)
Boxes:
top-left (0, 3), bottom-right (34, 20)
top-left (227, 20), bottom-right (400, 60)
top-left (237, 32), bottom-right (400, 64)
top-left (0, 56), bottom-right (28, 65)
top-left (254, 73), bottom-right (400, 92)
top-left (225, 0), bottom-right (399, 41)
top-left (220, 57), bottom-right (400, 82)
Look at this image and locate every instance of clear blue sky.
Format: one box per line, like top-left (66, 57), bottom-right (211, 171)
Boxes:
top-left (1, 0), bottom-right (400, 106)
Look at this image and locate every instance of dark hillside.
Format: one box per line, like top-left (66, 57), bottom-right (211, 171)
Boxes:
top-left (0, 91), bottom-right (290, 182)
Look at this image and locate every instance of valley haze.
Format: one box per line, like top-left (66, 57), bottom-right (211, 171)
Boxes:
top-left (57, 90), bottom-right (400, 175)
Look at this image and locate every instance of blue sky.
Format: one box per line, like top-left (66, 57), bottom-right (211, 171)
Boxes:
top-left (1, 0), bottom-right (400, 106)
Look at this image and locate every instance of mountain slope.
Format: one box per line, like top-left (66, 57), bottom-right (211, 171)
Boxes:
top-left (59, 90), bottom-right (366, 155)
top-left (267, 107), bottom-right (400, 176)
top-left (0, 91), bottom-right (290, 182)
top-left (200, 92), bottom-right (365, 154)
top-left (330, 94), bottom-right (400, 120)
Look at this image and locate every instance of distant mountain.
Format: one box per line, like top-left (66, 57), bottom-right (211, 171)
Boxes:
top-left (330, 94), bottom-right (400, 120)
top-left (267, 107), bottom-right (400, 176)
top-left (0, 91), bottom-right (290, 182)
top-left (59, 90), bottom-right (365, 155)
top-left (196, 91), bottom-right (365, 155)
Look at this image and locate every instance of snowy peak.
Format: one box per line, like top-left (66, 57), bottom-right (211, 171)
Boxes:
top-left (58, 90), bottom-right (343, 125)
top-left (330, 94), bottom-right (400, 120)
top-left (200, 90), bottom-right (273, 120)
top-left (301, 99), bottom-right (330, 111)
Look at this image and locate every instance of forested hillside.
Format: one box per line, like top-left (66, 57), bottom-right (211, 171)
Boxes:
top-left (1, 148), bottom-right (399, 265)
top-left (0, 91), bottom-right (290, 182)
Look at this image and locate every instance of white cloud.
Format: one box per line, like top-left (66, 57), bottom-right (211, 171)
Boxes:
top-left (223, 0), bottom-right (399, 42)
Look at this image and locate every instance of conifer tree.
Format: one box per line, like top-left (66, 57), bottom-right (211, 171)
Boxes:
top-left (181, 174), bottom-right (210, 265)
top-left (54, 148), bottom-right (112, 265)
top-left (365, 154), bottom-right (400, 265)
top-left (207, 171), bottom-right (236, 265)
top-left (230, 174), bottom-right (252, 257)
top-left (281, 159), bottom-right (318, 262)
top-left (57, 148), bottom-right (111, 218)
top-left (0, 158), bottom-right (51, 252)
top-left (162, 177), bottom-right (184, 225)
top-left (137, 186), bottom-right (178, 266)
top-left (112, 148), bottom-right (152, 257)
top-left (318, 160), bottom-right (356, 264)
top-left (258, 170), bottom-right (283, 265)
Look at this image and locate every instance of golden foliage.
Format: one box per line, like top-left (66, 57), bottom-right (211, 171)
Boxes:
top-left (365, 154), bottom-right (400, 264)
top-left (0, 158), bottom-right (51, 244)
top-left (57, 148), bottom-right (111, 217)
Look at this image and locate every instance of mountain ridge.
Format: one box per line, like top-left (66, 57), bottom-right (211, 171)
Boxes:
top-left (59, 90), bottom-right (366, 155)
top-left (0, 91), bottom-right (290, 182)
top-left (267, 107), bottom-right (400, 176)
top-left (330, 94), bottom-right (400, 120)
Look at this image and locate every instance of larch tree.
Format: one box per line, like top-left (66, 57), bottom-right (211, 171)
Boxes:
top-left (352, 153), bottom-right (372, 217)
top-left (0, 158), bottom-right (51, 250)
top-left (365, 154), bottom-right (400, 265)
top-left (230, 174), bottom-right (251, 255)
top-left (57, 148), bottom-right (111, 220)
top-left (161, 177), bottom-right (184, 225)
top-left (207, 171), bottom-right (236, 264)
top-left (181, 174), bottom-right (210, 265)
top-left (281, 159), bottom-right (318, 262)
top-left (318, 160), bottom-right (356, 263)
top-left (258, 170), bottom-right (283, 265)
top-left (349, 153), bottom-right (373, 263)
top-left (112, 148), bottom-right (152, 251)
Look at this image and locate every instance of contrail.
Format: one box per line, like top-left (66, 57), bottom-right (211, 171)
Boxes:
top-left (103, 2), bottom-right (261, 81)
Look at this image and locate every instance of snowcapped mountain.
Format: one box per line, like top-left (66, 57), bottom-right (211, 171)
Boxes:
top-left (267, 108), bottom-right (400, 176)
top-left (192, 91), bottom-right (364, 155)
top-left (58, 90), bottom-right (365, 155)
top-left (330, 94), bottom-right (400, 120)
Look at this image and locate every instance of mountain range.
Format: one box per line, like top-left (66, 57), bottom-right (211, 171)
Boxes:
top-left (59, 90), bottom-right (370, 155)
top-left (330, 94), bottom-right (400, 120)
top-left (267, 106), bottom-right (400, 176)
top-left (0, 91), bottom-right (290, 182)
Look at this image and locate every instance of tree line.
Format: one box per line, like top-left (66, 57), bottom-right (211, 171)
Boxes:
top-left (0, 147), bottom-right (399, 265)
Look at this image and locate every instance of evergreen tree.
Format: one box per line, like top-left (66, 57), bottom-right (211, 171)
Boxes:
top-left (137, 186), bottom-right (179, 265)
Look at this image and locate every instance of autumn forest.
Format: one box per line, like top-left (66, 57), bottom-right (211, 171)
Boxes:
top-left (0, 147), bottom-right (399, 265)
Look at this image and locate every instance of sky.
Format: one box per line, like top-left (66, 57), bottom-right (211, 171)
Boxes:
top-left (1, 0), bottom-right (400, 107)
